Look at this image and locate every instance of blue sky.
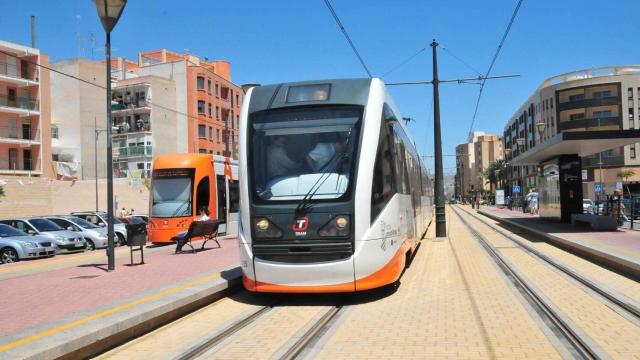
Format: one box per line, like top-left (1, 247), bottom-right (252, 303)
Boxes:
top-left (2, 0), bottom-right (638, 172)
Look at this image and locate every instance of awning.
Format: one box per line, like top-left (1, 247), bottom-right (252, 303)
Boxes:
top-left (510, 130), bottom-right (640, 165)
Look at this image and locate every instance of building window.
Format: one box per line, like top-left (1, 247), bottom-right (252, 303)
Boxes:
top-left (569, 94), bottom-right (584, 102)
top-left (199, 149), bottom-right (207, 154)
top-left (207, 79), bottom-right (212, 93)
top-left (594, 90), bottom-right (612, 99)
top-left (215, 84), bottom-right (219, 96)
top-left (631, 144), bottom-right (636, 159)
top-left (198, 124), bottom-right (206, 138)
top-left (593, 110), bottom-right (612, 118)
top-left (216, 129), bottom-right (220, 143)
top-left (628, 88), bottom-right (633, 99)
top-left (208, 103), bottom-right (212, 117)
top-left (237, 115), bottom-right (240, 128)
top-left (569, 113), bottom-right (585, 121)
top-left (216, 106), bottom-right (220, 119)
top-left (197, 76), bottom-right (205, 90)
top-left (209, 126), bottom-right (213, 140)
top-left (197, 100), bottom-right (206, 114)
top-left (51, 125), bottom-right (59, 139)
top-left (236, 94), bottom-right (240, 106)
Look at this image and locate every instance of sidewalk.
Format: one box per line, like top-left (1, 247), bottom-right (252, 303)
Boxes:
top-left (0, 238), bottom-right (242, 359)
top-left (472, 205), bottom-right (640, 277)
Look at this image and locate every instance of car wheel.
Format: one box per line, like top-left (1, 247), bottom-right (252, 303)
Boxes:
top-left (1, 248), bottom-right (19, 264)
top-left (86, 240), bottom-right (95, 251)
top-left (116, 233), bottom-right (126, 246)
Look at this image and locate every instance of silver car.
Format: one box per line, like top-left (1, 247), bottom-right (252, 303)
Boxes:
top-left (0, 224), bottom-right (56, 263)
top-left (0, 218), bottom-right (87, 253)
top-left (46, 216), bottom-right (109, 251)
top-left (70, 211), bottom-right (128, 245)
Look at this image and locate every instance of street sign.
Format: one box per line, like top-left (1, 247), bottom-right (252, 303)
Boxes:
top-left (594, 183), bottom-right (602, 194)
top-left (496, 189), bottom-right (505, 205)
top-left (615, 181), bottom-right (623, 191)
top-left (512, 185), bottom-right (521, 194)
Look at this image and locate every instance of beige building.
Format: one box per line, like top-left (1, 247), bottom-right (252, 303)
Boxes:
top-left (503, 66), bottom-right (640, 199)
top-left (50, 58), bottom-right (107, 180)
top-left (111, 75), bottom-right (177, 178)
top-left (0, 40), bottom-right (53, 177)
top-left (455, 131), bottom-right (504, 197)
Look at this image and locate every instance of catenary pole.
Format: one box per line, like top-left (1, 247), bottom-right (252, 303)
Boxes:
top-left (431, 39), bottom-right (446, 237)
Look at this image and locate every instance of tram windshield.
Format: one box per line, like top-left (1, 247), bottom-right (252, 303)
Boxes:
top-left (151, 168), bottom-right (195, 217)
top-left (250, 106), bottom-right (361, 201)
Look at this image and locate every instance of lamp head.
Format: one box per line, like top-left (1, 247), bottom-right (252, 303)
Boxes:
top-left (93, 0), bottom-right (127, 33)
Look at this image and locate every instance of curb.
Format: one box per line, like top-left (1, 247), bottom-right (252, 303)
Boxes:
top-left (477, 210), bottom-right (640, 279)
top-left (1, 266), bottom-right (243, 360)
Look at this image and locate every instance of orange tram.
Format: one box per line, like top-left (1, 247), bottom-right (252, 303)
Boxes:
top-left (147, 154), bottom-right (238, 244)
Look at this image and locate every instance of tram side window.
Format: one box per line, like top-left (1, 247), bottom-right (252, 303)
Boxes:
top-left (195, 176), bottom-right (210, 214)
top-left (371, 124), bottom-right (396, 223)
top-left (229, 181), bottom-right (239, 213)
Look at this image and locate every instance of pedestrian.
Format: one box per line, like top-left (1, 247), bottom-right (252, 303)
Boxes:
top-left (507, 195), bottom-right (512, 210)
top-left (612, 190), bottom-right (627, 226)
top-left (197, 206), bottom-right (210, 221)
top-left (119, 207), bottom-right (128, 217)
top-left (130, 208), bottom-right (135, 215)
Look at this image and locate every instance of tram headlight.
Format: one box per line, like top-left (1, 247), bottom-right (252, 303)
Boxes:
top-left (319, 215), bottom-right (350, 237)
top-left (254, 218), bottom-right (282, 238)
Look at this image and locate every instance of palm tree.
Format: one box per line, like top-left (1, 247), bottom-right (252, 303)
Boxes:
top-left (616, 169), bottom-right (636, 196)
top-left (484, 159), bottom-right (508, 192)
top-left (483, 164), bottom-right (497, 193)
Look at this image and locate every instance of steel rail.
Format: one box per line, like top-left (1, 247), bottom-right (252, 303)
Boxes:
top-left (457, 206), bottom-right (640, 320)
top-left (278, 305), bottom-right (344, 360)
top-left (451, 206), bottom-right (599, 359)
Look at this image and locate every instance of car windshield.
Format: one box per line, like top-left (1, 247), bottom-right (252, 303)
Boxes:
top-left (29, 218), bottom-right (63, 232)
top-left (0, 224), bottom-right (27, 237)
top-left (70, 217), bottom-right (99, 229)
top-left (151, 168), bottom-right (194, 217)
top-left (250, 106), bottom-right (361, 201)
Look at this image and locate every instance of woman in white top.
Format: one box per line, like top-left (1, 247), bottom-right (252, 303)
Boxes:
top-left (198, 206), bottom-right (210, 221)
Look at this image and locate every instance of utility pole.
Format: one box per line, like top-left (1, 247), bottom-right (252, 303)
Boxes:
top-left (431, 39), bottom-right (446, 237)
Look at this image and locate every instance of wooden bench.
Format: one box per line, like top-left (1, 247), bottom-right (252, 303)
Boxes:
top-left (172, 220), bottom-right (221, 254)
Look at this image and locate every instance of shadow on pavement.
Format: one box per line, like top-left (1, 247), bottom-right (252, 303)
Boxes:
top-left (77, 263), bottom-right (110, 272)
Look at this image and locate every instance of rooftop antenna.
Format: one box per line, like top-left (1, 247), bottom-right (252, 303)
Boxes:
top-left (89, 32), bottom-right (95, 60)
top-left (30, 15), bottom-right (36, 48)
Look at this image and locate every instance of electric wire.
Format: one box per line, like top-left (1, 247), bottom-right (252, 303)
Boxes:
top-left (381, 46), bottom-right (427, 78)
top-left (468, 0), bottom-right (524, 137)
top-left (440, 46), bottom-right (482, 76)
top-left (323, 0), bottom-right (372, 78)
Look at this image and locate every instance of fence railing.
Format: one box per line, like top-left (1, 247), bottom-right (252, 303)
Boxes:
top-left (0, 94), bottom-right (39, 111)
top-left (0, 126), bottom-right (36, 140)
top-left (0, 61), bottom-right (37, 81)
top-left (117, 146), bottom-right (153, 157)
top-left (0, 157), bottom-right (34, 171)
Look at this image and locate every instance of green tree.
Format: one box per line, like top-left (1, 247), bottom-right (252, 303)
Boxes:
top-left (616, 169), bottom-right (636, 196)
top-left (483, 159), bottom-right (508, 192)
top-left (0, 185), bottom-right (5, 198)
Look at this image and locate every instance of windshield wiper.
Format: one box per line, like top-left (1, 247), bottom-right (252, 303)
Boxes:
top-left (294, 151), bottom-right (344, 215)
top-left (171, 199), bottom-right (190, 217)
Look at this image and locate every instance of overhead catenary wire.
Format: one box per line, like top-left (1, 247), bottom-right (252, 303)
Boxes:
top-left (440, 46), bottom-right (482, 76)
top-left (381, 46), bottom-right (427, 78)
top-left (468, 0), bottom-right (524, 137)
top-left (323, 0), bottom-right (372, 78)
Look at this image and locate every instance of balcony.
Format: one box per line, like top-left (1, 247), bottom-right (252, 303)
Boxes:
top-left (117, 145), bottom-right (152, 157)
top-left (0, 61), bottom-right (38, 85)
top-left (0, 157), bottom-right (38, 174)
top-left (0, 94), bottom-right (39, 114)
top-left (111, 100), bottom-right (151, 113)
top-left (582, 155), bottom-right (625, 168)
top-left (0, 126), bottom-right (39, 143)
top-left (557, 96), bottom-right (619, 111)
top-left (559, 116), bottom-right (621, 131)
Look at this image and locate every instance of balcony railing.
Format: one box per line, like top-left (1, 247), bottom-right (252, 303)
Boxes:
top-left (0, 94), bottom-right (39, 111)
top-left (559, 116), bottom-right (621, 131)
top-left (117, 146), bottom-right (152, 157)
top-left (0, 157), bottom-right (34, 171)
top-left (557, 96), bottom-right (619, 111)
top-left (0, 61), bottom-right (37, 82)
top-left (0, 126), bottom-right (37, 140)
top-left (111, 101), bottom-right (150, 111)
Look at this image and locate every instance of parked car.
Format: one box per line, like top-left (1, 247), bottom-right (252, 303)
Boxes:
top-left (131, 215), bottom-right (148, 224)
top-left (0, 224), bottom-right (56, 263)
top-left (0, 218), bottom-right (86, 253)
top-left (583, 199), bottom-right (595, 214)
top-left (46, 216), bottom-right (109, 251)
top-left (70, 211), bottom-right (128, 245)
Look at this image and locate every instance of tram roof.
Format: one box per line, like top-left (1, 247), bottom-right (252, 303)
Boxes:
top-left (248, 78), bottom-right (373, 113)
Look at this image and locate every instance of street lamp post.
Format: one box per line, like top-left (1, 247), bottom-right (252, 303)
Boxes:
top-left (431, 40), bottom-right (446, 238)
top-left (93, 0), bottom-right (127, 272)
top-left (94, 120), bottom-right (119, 211)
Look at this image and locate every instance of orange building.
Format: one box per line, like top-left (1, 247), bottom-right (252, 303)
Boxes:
top-left (0, 40), bottom-right (53, 177)
top-left (114, 49), bottom-right (243, 159)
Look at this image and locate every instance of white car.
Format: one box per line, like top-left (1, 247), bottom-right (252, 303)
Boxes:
top-left (70, 211), bottom-right (128, 245)
top-left (583, 199), bottom-right (595, 214)
top-left (46, 216), bottom-right (109, 251)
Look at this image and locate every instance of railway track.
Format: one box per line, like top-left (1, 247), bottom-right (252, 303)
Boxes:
top-left (455, 205), bottom-right (640, 321)
top-left (451, 206), bottom-right (601, 359)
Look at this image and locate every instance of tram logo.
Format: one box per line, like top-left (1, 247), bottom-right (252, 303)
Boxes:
top-left (292, 216), bottom-right (309, 235)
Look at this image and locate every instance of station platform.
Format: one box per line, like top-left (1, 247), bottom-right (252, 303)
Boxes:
top-left (0, 237), bottom-right (242, 359)
top-left (474, 205), bottom-right (640, 278)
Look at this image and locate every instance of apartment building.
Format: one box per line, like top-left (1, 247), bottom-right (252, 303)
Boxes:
top-left (50, 58), bottom-right (107, 180)
top-left (455, 131), bottom-right (503, 197)
top-left (0, 40), bottom-right (52, 177)
top-left (129, 49), bottom-right (243, 159)
top-left (503, 66), bottom-right (640, 198)
top-left (111, 75), bottom-right (177, 178)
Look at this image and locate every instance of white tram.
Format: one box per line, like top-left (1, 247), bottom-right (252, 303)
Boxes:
top-left (238, 78), bottom-right (433, 292)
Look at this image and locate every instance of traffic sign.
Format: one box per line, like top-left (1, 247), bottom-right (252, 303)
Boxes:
top-left (594, 183), bottom-right (602, 194)
top-left (512, 185), bottom-right (521, 193)
top-left (615, 181), bottom-right (623, 191)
